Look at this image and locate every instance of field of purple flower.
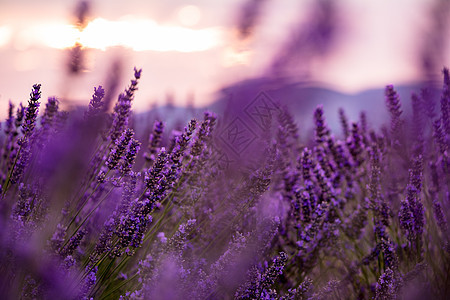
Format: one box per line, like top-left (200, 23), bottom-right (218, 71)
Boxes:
top-left (0, 66), bottom-right (448, 299)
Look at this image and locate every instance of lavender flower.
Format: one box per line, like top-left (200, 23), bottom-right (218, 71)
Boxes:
top-left (4, 101), bottom-right (15, 137)
top-left (106, 128), bottom-right (134, 170)
top-left (347, 122), bottom-right (365, 168)
top-left (385, 85), bottom-right (403, 139)
top-left (85, 85), bottom-right (105, 118)
top-left (40, 96), bottom-right (59, 129)
top-left (37, 96), bottom-right (59, 146)
top-left (50, 224), bottom-right (67, 253)
top-left (314, 105), bottom-right (330, 144)
top-left (343, 197), bottom-right (369, 240)
top-left (190, 119), bottom-right (212, 157)
top-left (433, 199), bottom-right (448, 237)
top-left (360, 110), bottom-right (368, 136)
top-left (60, 228), bottom-right (87, 258)
top-left (2, 102), bottom-right (15, 164)
top-left (21, 275), bottom-right (41, 299)
top-left (237, 0), bottom-right (268, 39)
top-left (368, 146), bottom-right (390, 239)
top-left (441, 67), bottom-right (450, 136)
top-left (22, 84), bottom-right (41, 137)
top-left (165, 219), bottom-right (196, 254)
top-left (144, 120), bottom-right (164, 164)
top-left (381, 237), bottom-right (399, 271)
top-left (15, 102), bottom-right (25, 130)
top-left (338, 107), bottom-right (349, 138)
top-left (109, 68), bottom-right (142, 141)
top-left (120, 139), bottom-right (141, 176)
top-left (113, 202), bottom-right (153, 254)
top-left (432, 119), bottom-right (448, 172)
top-left (300, 147), bottom-right (315, 183)
top-left (235, 252), bottom-right (287, 299)
top-left (80, 266), bottom-right (97, 299)
top-left (374, 268), bottom-right (397, 300)
top-left (9, 137), bottom-right (31, 184)
top-left (398, 156), bottom-right (425, 255)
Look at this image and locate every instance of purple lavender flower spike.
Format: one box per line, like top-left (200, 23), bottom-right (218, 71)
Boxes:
top-left (22, 84), bottom-right (41, 137)
top-left (37, 97), bottom-right (59, 145)
top-left (9, 138), bottom-right (31, 184)
top-left (314, 105), bottom-right (330, 144)
top-left (50, 223), bottom-right (67, 254)
top-left (443, 67), bottom-right (450, 87)
top-left (144, 147), bottom-right (168, 195)
top-left (109, 68), bottom-right (142, 141)
top-left (300, 147), bottom-right (314, 182)
top-left (338, 107), bottom-right (349, 138)
top-left (40, 97), bottom-right (59, 128)
top-left (80, 266), bottom-right (97, 299)
top-left (433, 119), bottom-right (447, 154)
top-left (106, 128), bottom-right (134, 170)
top-left (433, 119), bottom-right (449, 176)
top-left (347, 122), bottom-right (365, 168)
top-left (440, 68), bottom-right (449, 139)
top-left (15, 102), bottom-right (25, 132)
top-left (120, 139), bottom-right (141, 176)
top-left (110, 93), bottom-right (132, 141)
top-left (134, 67), bottom-right (142, 80)
top-left (144, 120), bottom-right (164, 164)
top-left (166, 119), bottom-right (196, 184)
top-left (381, 237), bottom-right (399, 270)
top-left (60, 228), bottom-right (87, 258)
top-left (2, 102), bottom-right (15, 165)
top-left (236, 252), bottom-right (287, 299)
top-left (236, 0), bottom-right (268, 39)
top-left (374, 268), bottom-right (397, 300)
top-left (85, 85), bottom-right (105, 118)
top-left (344, 198), bottom-right (369, 240)
top-left (432, 199), bottom-right (448, 238)
top-left (398, 156), bottom-right (425, 255)
top-left (191, 119), bottom-right (212, 157)
top-left (112, 199), bottom-right (153, 255)
top-left (367, 146), bottom-right (390, 240)
top-left (385, 84), bottom-right (403, 139)
top-left (4, 101), bottom-right (15, 136)
top-left (360, 111), bottom-right (367, 135)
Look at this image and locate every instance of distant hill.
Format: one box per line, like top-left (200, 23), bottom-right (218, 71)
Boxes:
top-left (138, 77), bottom-right (436, 137)
top-left (133, 77), bottom-right (439, 171)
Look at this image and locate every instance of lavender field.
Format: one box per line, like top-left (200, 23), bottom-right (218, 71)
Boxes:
top-left (0, 66), bottom-right (448, 299)
top-left (0, 0), bottom-right (449, 299)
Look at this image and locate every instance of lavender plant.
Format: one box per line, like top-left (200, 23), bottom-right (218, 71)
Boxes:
top-left (0, 67), bottom-right (449, 300)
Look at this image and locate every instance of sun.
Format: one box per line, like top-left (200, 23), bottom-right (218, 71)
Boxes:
top-left (10, 17), bottom-right (222, 53)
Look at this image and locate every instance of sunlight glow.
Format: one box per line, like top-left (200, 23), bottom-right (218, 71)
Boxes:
top-left (222, 47), bottom-right (252, 67)
top-left (14, 17), bottom-right (223, 52)
top-left (15, 22), bottom-right (80, 50)
top-left (35, 24), bottom-right (80, 49)
top-left (178, 5), bottom-right (202, 27)
top-left (0, 26), bottom-right (12, 48)
top-left (79, 18), bottom-right (222, 52)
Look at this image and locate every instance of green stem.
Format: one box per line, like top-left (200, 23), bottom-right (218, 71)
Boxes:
top-left (100, 273), bottom-right (138, 300)
top-left (1, 144), bottom-right (22, 197)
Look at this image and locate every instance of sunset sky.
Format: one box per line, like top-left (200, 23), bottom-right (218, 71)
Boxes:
top-left (0, 0), bottom-right (448, 117)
